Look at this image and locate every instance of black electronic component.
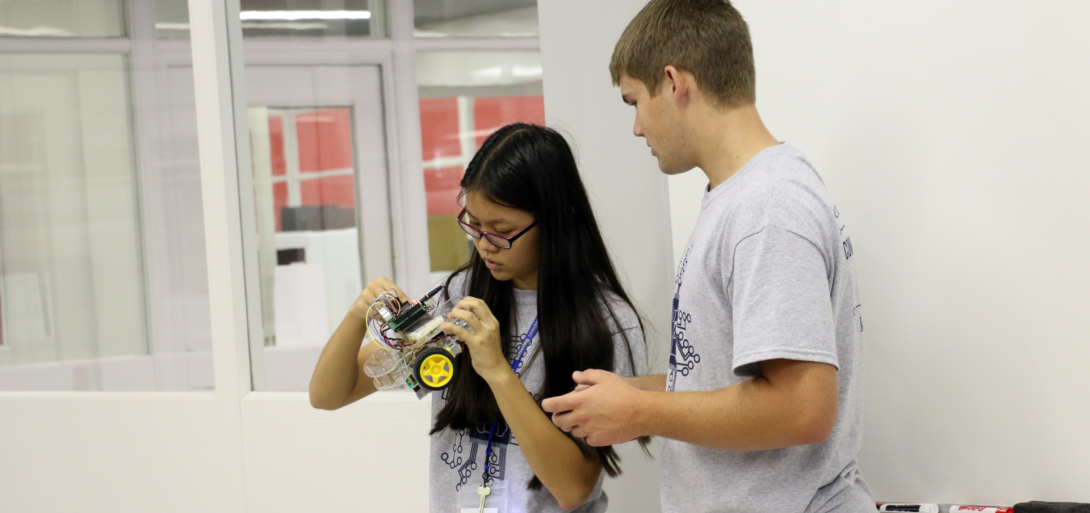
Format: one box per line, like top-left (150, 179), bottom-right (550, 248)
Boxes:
top-left (387, 303), bottom-right (428, 332)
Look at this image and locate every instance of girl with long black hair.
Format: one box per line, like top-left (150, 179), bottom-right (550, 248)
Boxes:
top-left (310, 123), bottom-right (647, 512)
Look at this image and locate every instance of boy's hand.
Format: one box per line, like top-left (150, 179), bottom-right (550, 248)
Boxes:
top-left (542, 369), bottom-right (646, 447)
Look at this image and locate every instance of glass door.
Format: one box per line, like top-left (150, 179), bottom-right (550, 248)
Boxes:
top-left (245, 65), bottom-right (392, 391)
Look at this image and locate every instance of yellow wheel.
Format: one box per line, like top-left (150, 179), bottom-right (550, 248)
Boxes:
top-left (414, 347), bottom-right (457, 391)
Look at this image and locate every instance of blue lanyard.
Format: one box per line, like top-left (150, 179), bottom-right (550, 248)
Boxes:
top-left (508, 316), bottom-right (538, 374)
top-left (483, 315), bottom-right (538, 486)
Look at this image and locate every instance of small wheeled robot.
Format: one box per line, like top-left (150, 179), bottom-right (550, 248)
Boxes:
top-left (362, 285), bottom-right (466, 398)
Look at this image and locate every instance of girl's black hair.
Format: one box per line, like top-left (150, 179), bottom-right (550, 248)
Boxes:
top-left (433, 123), bottom-right (649, 490)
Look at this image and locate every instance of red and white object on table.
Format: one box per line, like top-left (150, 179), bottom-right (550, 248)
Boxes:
top-left (951, 507), bottom-right (1013, 513)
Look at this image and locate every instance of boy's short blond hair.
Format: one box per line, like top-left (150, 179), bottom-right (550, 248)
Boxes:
top-left (610, 0), bottom-right (756, 107)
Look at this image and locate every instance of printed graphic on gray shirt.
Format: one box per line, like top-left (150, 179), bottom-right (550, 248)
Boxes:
top-left (667, 246), bottom-right (699, 392)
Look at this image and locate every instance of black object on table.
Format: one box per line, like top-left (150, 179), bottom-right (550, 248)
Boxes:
top-left (1015, 502), bottom-right (1090, 513)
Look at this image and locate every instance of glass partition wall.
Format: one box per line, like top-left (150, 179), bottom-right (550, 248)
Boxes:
top-left (0, 0), bottom-right (214, 390)
top-left (414, 1), bottom-right (545, 282)
top-left (0, 0), bottom-right (545, 393)
top-left (0, 0), bottom-right (127, 37)
top-left (413, 0), bottom-right (538, 38)
top-left (417, 51), bottom-right (545, 280)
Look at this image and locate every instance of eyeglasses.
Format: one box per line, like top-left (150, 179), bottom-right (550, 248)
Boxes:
top-left (456, 207), bottom-right (538, 249)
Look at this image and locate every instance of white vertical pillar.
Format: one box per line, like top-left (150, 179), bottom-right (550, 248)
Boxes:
top-left (282, 111), bottom-right (303, 207)
top-left (249, 106), bottom-right (276, 386)
top-left (387, 0), bottom-right (432, 296)
top-left (457, 95), bottom-right (476, 167)
top-left (187, 0), bottom-right (252, 510)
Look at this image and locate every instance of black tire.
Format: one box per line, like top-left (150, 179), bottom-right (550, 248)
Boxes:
top-left (413, 346), bottom-right (458, 391)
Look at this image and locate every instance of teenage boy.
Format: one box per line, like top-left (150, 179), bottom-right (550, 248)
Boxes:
top-left (541, 1), bottom-right (874, 511)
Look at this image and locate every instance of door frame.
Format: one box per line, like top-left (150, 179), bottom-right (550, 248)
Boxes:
top-left (243, 66), bottom-right (394, 391)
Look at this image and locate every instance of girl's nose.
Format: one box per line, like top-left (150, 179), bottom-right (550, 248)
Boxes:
top-left (475, 235), bottom-right (500, 254)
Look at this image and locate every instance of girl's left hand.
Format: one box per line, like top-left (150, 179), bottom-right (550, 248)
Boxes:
top-left (441, 297), bottom-right (511, 384)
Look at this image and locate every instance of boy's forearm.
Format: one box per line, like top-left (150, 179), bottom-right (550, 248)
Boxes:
top-left (633, 371), bottom-right (835, 451)
top-left (626, 374), bottom-right (667, 392)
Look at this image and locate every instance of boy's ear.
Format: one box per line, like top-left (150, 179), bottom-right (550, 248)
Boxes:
top-left (663, 65), bottom-right (690, 105)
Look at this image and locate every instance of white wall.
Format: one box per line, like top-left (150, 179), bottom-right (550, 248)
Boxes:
top-left (0, 394), bottom-right (225, 512)
top-left (667, 0), bottom-right (1090, 505)
top-left (0, 392), bottom-right (432, 512)
top-left (240, 393), bottom-right (432, 513)
top-left (539, 2), bottom-right (675, 512)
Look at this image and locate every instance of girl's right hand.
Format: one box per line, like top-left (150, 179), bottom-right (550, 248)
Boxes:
top-left (350, 277), bottom-right (409, 321)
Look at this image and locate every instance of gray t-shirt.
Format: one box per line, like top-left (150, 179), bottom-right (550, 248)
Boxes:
top-left (430, 272), bottom-right (647, 513)
top-left (661, 143), bottom-right (873, 513)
